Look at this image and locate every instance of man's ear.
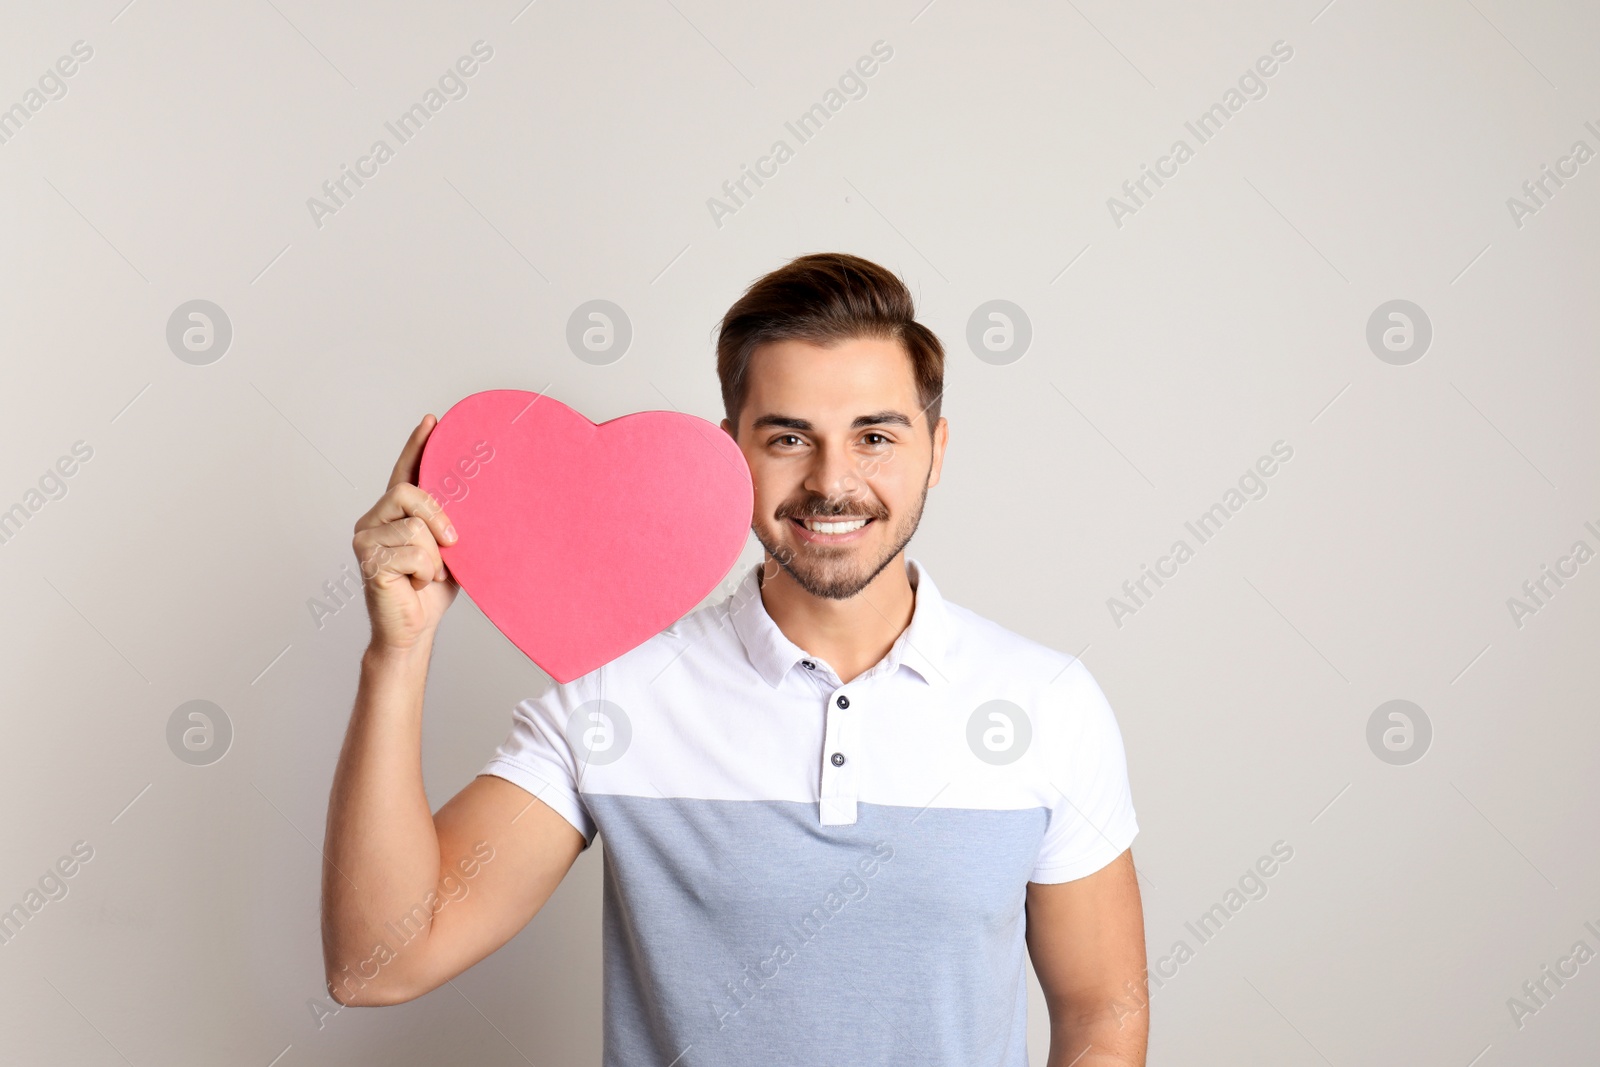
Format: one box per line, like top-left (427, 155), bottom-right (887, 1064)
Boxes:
top-left (720, 417), bottom-right (735, 439)
top-left (927, 416), bottom-right (949, 488)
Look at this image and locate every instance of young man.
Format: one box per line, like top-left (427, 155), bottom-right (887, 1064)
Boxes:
top-left (323, 253), bottom-right (1147, 1065)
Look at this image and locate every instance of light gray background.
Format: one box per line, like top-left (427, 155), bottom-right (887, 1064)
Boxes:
top-left (2, 0), bottom-right (1596, 1064)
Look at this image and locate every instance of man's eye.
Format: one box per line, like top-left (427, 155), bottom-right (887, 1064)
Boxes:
top-left (775, 434), bottom-right (802, 447)
top-left (864, 433), bottom-right (890, 446)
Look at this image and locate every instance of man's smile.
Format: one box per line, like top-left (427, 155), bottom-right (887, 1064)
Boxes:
top-left (789, 515), bottom-right (876, 543)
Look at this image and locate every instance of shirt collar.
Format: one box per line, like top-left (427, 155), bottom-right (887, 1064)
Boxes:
top-left (728, 555), bottom-right (952, 689)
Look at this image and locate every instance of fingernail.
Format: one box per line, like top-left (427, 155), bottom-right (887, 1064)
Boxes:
top-left (444, 524), bottom-right (457, 542)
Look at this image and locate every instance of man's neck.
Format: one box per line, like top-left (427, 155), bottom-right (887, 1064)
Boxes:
top-left (758, 552), bottom-right (916, 684)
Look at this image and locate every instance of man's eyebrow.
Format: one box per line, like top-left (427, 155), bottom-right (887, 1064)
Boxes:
top-left (749, 411), bottom-right (914, 432)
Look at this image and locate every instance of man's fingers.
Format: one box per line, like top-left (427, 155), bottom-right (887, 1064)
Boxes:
top-left (356, 536), bottom-right (444, 584)
top-left (355, 484), bottom-right (457, 546)
top-left (354, 506), bottom-right (451, 572)
top-left (387, 415), bottom-right (436, 492)
top-left (366, 544), bottom-right (444, 587)
top-left (360, 516), bottom-right (429, 549)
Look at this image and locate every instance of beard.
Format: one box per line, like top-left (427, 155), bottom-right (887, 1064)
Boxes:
top-left (752, 475), bottom-right (931, 601)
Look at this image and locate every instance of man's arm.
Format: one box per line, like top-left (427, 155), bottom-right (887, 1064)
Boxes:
top-left (320, 415), bottom-right (586, 1007)
top-left (1026, 848), bottom-right (1148, 1066)
top-left (321, 650), bottom-right (586, 1006)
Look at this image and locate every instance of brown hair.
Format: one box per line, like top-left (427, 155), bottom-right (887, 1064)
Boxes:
top-left (716, 253), bottom-right (944, 436)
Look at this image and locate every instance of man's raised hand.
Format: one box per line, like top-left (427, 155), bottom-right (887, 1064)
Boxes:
top-left (352, 415), bottom-right (460, 653)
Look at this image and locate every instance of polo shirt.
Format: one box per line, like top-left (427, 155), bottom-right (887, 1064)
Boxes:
top-left (480, 555), bottom-right (1139, 1066)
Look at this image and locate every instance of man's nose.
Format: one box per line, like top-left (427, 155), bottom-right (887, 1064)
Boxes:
top-left (802, 441), bottom-right (867, 502)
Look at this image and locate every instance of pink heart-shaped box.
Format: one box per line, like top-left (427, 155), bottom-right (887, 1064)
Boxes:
top-left (418, 389), bottom-right (753, 683)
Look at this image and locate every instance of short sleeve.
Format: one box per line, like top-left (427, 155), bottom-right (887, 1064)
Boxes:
top-left (1029, 657), bottom-right (1139, 883)
top-left (479, 682), bottom-right (598, 845)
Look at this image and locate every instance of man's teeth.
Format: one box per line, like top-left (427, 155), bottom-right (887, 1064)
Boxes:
top-left (804, 518), bottom-right (869, 534)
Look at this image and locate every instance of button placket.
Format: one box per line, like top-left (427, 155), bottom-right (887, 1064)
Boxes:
top-left (819, 689), bottom-right (860, 825)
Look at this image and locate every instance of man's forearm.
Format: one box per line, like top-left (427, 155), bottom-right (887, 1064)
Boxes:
top-left (320, 642), bottom-right (444, 1002)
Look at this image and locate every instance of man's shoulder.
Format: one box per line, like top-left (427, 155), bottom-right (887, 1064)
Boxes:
top-left (942, 597), bottom-right (1081, 683)
top-left (942, 599), bottom-right (1125, 771)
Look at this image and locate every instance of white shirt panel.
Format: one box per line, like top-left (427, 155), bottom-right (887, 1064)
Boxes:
top-left (481, 556), bottom-right (1138, 882)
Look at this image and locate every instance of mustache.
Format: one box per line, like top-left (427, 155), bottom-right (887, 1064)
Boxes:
top-left (778, 497), bottom-right (888, 520)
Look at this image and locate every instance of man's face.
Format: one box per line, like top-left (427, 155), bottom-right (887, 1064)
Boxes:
top-left (722, 336), bottom-right (947, 600)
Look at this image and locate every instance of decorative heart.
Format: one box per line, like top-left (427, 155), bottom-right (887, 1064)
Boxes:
top-left (418, 389), bottom-right (752, 683)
